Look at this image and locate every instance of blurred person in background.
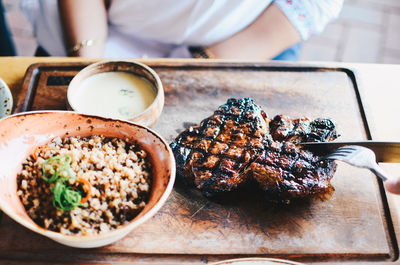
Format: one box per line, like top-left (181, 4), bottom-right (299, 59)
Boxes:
top-left (0, 0), bottom-right (15, 56)
top-left (21, 0), bottom-right (343, 60)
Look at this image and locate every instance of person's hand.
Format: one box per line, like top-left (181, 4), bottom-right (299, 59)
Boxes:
top-left (385, 178), bottom-right (400, 194)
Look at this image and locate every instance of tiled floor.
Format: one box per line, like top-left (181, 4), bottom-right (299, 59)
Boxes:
top-left (3, 0), bottom-right (400, 64)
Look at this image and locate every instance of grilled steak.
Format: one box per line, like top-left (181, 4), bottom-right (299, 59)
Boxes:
top-left (171, 98), bottom-right (269, 196)
top-left (250, 141), bottom-right (337, 202)
top-left (171, 98), bottom-right (339, 201)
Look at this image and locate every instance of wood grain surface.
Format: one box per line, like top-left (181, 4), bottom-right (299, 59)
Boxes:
top-left (0, 62), bottom-right (398, 264)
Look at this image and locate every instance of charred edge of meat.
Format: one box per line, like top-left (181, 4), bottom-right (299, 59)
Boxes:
top-left (270, 115), bottom-right (339, 143)
top-left (305, 118), bottom-right (340, 142)
top-left (170, 141), bottom-right (194, 186)
top-left (217, 98), bottom-right (262, 115)
top-left (217, 98), bottom-right (268, 124)
top-left (269, 115), bottom-right (310, 143)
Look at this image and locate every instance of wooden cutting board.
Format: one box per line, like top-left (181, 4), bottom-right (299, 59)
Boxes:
top-left (0, 61), bottom-right (397, 264)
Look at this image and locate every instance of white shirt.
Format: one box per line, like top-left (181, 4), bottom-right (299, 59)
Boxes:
top-left (21, 0), bottom-right (343, 58)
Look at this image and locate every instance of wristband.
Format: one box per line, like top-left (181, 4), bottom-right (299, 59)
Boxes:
top-left (68, 39), bottom-right (103, 54)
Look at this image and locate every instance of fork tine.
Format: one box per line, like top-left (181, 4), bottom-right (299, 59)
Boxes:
top-left (323, 154), bottom-right (345, 160)
top-left (327, 153), bottom-right (349, 157)
top-left (326, 149), bottom-right (354, 156)
top-left (322, 145), bottom-right (363, 161)
top-left (323, 151), bottom-right (357, 159)
top-left (333, 149), bottom-right (354, 154)
top-left (322, 156), bottom-right (335, 161)
top-left (336, 146), bottom-right (359, 152)
top-left (330, 146), bottom-right (362, 154)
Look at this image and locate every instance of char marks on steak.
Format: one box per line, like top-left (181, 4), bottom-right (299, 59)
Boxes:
top-left (250, 141), bottom-right (337, 202)
top-left (171, 98), bottom-right (339, 201)
top-left (171, 98), bottom-right (269, 195)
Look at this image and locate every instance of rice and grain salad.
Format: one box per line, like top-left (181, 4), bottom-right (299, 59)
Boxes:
top-left (17, 135), bottom-right (152, 236)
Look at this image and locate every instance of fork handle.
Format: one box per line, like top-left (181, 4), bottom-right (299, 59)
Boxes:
top-left (370, 163), bottom-right (393, 182)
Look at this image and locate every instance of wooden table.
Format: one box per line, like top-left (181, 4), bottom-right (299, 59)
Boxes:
top-left (1, 57), bottom-right (400, 265)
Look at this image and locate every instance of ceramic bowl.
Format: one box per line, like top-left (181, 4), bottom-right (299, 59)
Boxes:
top-left (0, 111), bottom-right (175, 248)
top-left (0, 78), bottom-right (13, 118)
top-left (67, 61), bottom-right (164, 127)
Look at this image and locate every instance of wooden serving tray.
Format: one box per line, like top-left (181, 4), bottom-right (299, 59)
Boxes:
top-left (0, 61), bottom-right (398, 264)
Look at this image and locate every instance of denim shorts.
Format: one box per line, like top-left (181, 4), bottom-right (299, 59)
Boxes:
top-left (272, 42), bottom-right (302, 61)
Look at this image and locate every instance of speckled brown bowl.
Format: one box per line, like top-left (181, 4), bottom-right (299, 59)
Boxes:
top-left (67, 61), bottom-right (164, 127)
top-left (0, 111), bottom-right (175, 248)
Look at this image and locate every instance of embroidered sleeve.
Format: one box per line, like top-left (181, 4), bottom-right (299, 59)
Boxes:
top-left (274, 0), bottom-right (344, 40)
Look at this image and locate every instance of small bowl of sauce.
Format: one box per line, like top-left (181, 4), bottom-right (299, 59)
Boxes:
top-left (67, 61), bottom-right (164, 127)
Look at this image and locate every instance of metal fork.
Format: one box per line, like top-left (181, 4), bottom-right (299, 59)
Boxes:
top-left (323, 145), bottom-right (393, 181)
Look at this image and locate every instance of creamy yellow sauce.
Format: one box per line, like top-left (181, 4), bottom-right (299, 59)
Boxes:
top-left (72, 72), bottom-right (156, 120)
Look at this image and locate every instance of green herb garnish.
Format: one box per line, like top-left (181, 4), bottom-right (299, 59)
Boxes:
top-left (52, 181), bottom-right (87, 211)
top-left (42, 154), bottom-right (74, 182)
top-left (42, 154), bottom-right (89, 211)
